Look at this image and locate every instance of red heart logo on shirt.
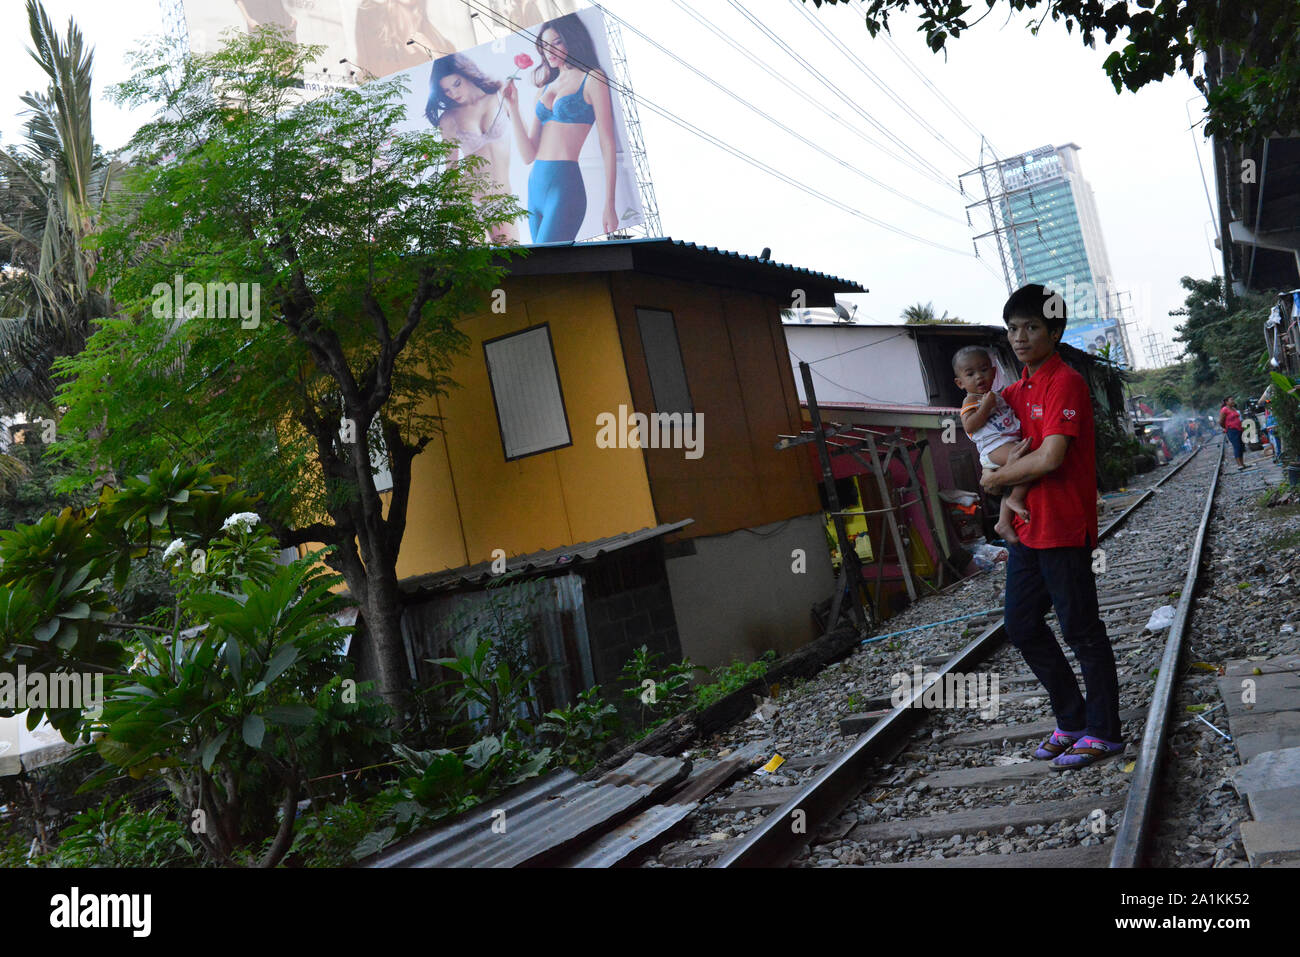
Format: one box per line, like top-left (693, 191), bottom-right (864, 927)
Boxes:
top-left (1062, 409), bottom-right (1076, 419)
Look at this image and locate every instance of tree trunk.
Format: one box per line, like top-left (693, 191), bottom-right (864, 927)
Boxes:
top-left (258, 775), bottom-right (302, 868)
top-left (360, 570), bottom-right (412, 726)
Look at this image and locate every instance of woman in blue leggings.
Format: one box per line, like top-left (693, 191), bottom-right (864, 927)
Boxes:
top-left (502, 13), bottom-right (621, 243)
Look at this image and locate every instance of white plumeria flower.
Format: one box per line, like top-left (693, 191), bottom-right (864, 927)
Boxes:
top-left (162, 537), bottom-right (187, 567)
top-left (220, 511), bottom-right (261, 535)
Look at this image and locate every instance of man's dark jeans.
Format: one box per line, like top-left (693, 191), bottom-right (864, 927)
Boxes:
top-left (1003, 542), bottom-right (1122, 742)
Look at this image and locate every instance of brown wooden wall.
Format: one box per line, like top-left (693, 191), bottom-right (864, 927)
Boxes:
top-left (607, 271), bottom-right (821, 538)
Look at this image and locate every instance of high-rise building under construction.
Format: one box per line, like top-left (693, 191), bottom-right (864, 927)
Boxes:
top-left (965, 143), bottom-right (1134, 367)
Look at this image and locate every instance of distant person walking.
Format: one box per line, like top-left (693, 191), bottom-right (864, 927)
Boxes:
top-left (1264, 402), bottom-right (1282, 463)
top-left (1219, 395), bottom-right (1246, 469)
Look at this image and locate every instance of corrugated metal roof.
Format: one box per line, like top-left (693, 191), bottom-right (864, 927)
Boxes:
top-left (800, 401), bottom-right (959, 416)
top-left (398, 519), bottom-right (693, 597)
top-left (364, 753), bottom-right (687, 868)
top-left (784, 320), bottom-right (1008, 337)
top-left (518, 237), bottom-right (867, 292)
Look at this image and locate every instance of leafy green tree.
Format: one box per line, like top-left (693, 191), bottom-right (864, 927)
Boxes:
top-left (53, 28), bottom-right (523, 715)
top-left (0, 436), bottom-right (92, 530)
top-left (0, 464), bottom-right (258, 735)
top-left (803, 0), bottom-right (1300, 142)
top-left (1269, 370), bottom-right (1300, 464)
top-left (1171, 275), bottom-right (1274, 405)
top-left (0, 0), bottom-right (119, 417)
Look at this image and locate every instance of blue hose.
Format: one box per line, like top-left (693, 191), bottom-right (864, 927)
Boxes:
top-left (860, 606), bottom-right (1002, 646)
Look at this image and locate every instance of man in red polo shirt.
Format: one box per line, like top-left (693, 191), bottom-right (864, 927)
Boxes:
top-left (980, 284), bottom-right (1123, 770)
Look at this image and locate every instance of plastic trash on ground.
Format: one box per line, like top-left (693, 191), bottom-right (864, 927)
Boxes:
top-left (1144, 605), bottom-right (1176, 632)
top-left (754, 754), bottom-right (785, 775)
top-left (970, 543), bottom-right (1009, 571)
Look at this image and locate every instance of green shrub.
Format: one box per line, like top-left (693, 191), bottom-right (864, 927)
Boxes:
top-left (0, 828), bottom-right (32, 867)
top-left (1270, 372), bottom-right (1300, 463)
top-left (693, 651), bottom-right (778, 709)
top-left (287, 797), bottom-right (396, 868)
top-left (352, 732), bottom-right (553, 861)
top-left (540, 687), bottom-right (621, 770)
top-left (35, 796), bottom-right (198, 868)
top-left (620, 645), bottom-right (698, 735)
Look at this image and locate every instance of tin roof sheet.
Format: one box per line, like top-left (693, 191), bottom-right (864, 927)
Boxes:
top-left (398, 520), bottom-right (694, 597)
top-left (364, 754), bottom-right (687, 868)
top-left (515, 237), bottom-right (867, 292)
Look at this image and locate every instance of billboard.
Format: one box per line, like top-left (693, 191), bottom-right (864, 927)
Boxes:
top-left (998, 145), bottom-right (1062, 191)
top-left (184, 1), bottom-right (585, 94)
top-left (1063, 319), bottom-right (1128, 368)
top-left (182, 2), bottom-right (642, 243)
top-left (392, 5), bottom-right (645, 243)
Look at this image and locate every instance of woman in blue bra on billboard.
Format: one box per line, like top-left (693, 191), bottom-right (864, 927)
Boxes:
top-left (501, 13), bottom-right (621, 242)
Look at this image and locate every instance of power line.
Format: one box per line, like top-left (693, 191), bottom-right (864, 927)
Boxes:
top-left (804, 1), bottom-right (1005, 285)
top-left (721, 0), bottom-right (957, 191)
top-left (670, 0), bottom-right (964, 199)
top-left (786, 0), bottom-right (973, 167)
top-left (879, 32), bottom-right (994, 153)
top-left (847, 0), bottom-right (1000, 155)
top-left (603, 3), bottom-right (961, 223)
top-left (794, 330), bottom-right (913, 364)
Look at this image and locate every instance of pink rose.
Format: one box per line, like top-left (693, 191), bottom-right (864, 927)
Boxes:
top-left (514, 53), bottom-right (534, 69)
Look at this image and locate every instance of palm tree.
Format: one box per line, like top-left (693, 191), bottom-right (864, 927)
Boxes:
top-left (901, 301), bottom-right (966, 324)
top-left (0, 448), bottom-right (28, 496)
top-left (0, 0), bottom-right (118, 418)
top-left (900, 301), bottom-right (937, 323)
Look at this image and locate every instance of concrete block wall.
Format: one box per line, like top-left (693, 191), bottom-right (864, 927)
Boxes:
top-left (580, 540), bottom-right (683, 691)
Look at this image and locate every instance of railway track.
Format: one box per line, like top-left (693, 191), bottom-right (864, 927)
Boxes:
top-left (367, 442), bottom-right (1225, 869)
top-left (652, 440), bottom-right (1223, 868)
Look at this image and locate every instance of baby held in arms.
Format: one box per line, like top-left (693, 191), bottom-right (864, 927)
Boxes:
top-left (953, 345), bottom-right (1030, 544)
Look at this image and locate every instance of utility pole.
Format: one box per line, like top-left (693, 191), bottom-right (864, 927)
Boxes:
top-left (961, 142), bottom-right (1045, 296)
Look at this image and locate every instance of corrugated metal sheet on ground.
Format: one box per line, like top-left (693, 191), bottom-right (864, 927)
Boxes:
top-left (560, 748), bottom-right (770, 867)
top-left (561, 802), bottom-right (699, 868)
top-left (365, 754), bottom-right (686, 868)
top-left (398, 520), bottom-right (694, 596)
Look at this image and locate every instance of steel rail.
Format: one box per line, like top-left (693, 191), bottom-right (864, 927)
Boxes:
top-left (1109, 438), bottom-right (1224, 867)
top-left (715, 443), bottom-right (1216, 868)
top-left (713, 615), bottom-right (1006, 867)
top-left (1098, 443), bottom-right (1202, 539)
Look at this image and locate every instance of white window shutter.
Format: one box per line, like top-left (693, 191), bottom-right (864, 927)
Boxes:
top-left (484, 326), bottom-right (571, 459)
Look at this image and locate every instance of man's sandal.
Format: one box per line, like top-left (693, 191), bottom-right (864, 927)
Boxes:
top-left (1033, 728), bottom-right (1082, 760)
top-left (1050, 736), bottom-right (1125, 771)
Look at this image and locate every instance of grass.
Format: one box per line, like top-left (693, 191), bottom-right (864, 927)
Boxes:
top-left (1264, 525), bottom-right (1300, 550)
top-left (1256, 484), bottom-right (1300, 511)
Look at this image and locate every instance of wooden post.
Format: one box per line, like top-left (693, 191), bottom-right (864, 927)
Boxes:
top-left (800, 362), bottom-right (870, 631)
top-left (893, 438), bottom-right (949, 592)
top-left (864, 433), bottom-right (918, 602)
